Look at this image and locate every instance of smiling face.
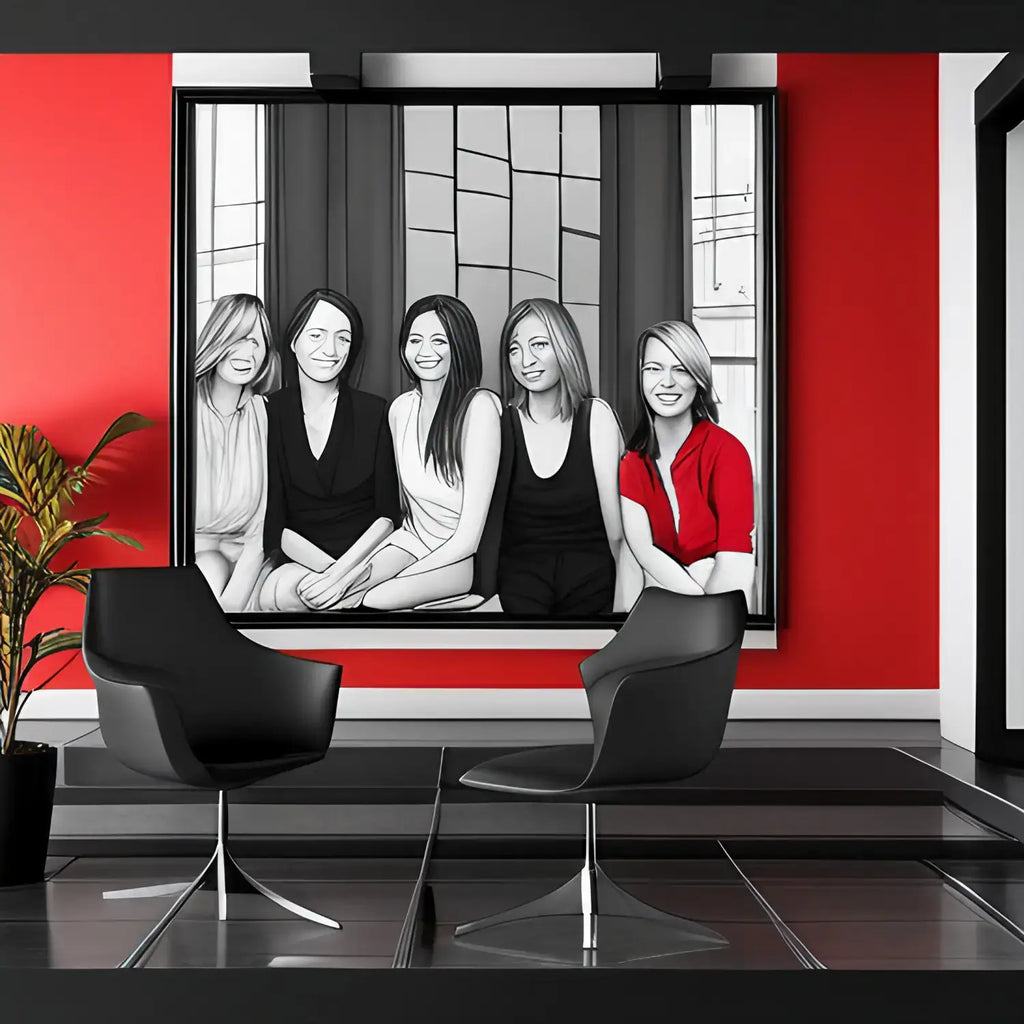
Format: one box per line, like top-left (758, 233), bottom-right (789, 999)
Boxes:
top-left (507, 311), bottom-right (562, 394)
top-left (641, 336), bottom-right (699, 420)
top-left (404, 310), bottom-right (452, 382)
top-left (292, 299), bottom-right (352, 383)
top-left (214, 321), bottom-right (267, 386)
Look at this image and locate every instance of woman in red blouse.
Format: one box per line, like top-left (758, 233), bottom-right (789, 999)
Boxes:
top-left (618, 320), bottom-right (754, 603)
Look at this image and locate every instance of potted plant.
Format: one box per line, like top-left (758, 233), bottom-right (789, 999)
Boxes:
top-left (0, 413), bottom-right (150, 885)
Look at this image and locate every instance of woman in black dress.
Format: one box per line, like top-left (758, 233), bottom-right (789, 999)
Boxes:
top-left (258, 288), bottom-right (401, 611)
top-left (495, 298), bottom-right (641, 615)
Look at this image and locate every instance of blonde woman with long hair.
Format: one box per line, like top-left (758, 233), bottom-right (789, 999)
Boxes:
top-left (618, 320), bottom-right (754, 603)
top-left (496, 298), bottom-right (640, 614)
top-left (193, 293), bottom-right (280, 610)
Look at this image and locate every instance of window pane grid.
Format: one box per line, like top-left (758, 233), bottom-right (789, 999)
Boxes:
top-left (405, 105), bottom-right (600, 391)
top-left (692, 103), bottom-right (765, 610)
top-left (195, 104), bottom-right (266, 334)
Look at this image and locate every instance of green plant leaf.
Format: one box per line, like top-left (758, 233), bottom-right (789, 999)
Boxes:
top-left (0, 414), bottom-right (148, 750)
top-left (89, 529), bottom-right (143, 549)
top-left (17, 630), bottom-right (82, 692)
top-left (0, 456), bottom-right (24, 506)
top-left (0, 425), bottom-right (68, 516)
top-left (0, 504), bottom-right (23, 539)
top-left (37, 522), bottom-right (139, 566)
top-left (71, 514), bottom-right (109, 531)
top-left (34, 630), bottom-right (82, 661)
top-left (48, 568), bottom-right (91, 594)
top-left (81, 413), bottom-right (153, 471)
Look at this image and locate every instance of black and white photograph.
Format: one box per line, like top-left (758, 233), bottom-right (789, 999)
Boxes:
top-left (179, 97), bottom-right (776, 621)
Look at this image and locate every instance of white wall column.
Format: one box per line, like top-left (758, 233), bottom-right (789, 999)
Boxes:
top-left (939, 53), bottom-right (1006, 751)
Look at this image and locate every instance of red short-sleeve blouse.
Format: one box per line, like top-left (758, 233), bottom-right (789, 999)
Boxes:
top-left (618, 420), bottom-right (754, 566)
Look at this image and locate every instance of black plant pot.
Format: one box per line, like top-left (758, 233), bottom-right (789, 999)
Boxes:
top-left (0, 743), bottom-right (57, 886)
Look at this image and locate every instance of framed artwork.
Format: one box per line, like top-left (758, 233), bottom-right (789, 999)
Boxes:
top-left (169, 86), bottom-right (780, 630)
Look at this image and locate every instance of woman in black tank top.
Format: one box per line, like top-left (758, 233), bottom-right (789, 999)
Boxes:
top-left (495, 299), bottom-right (641, 615)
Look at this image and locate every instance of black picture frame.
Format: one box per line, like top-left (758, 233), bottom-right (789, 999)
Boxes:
top-left (975, 54), bottom-right (1024, 765)
top-left (169, 84), bottom-right (781, 632)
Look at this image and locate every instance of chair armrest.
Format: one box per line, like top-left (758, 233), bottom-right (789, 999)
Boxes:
top-left (82, 648), bottom-right (180, 691)
top-left (84, 650), bottom-right (212, 787)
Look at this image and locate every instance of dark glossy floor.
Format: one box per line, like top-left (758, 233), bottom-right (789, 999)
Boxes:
top-left (11, 719), bottom-right (1024, 970)
top-left (6, 852), bottom-right (1024, 970)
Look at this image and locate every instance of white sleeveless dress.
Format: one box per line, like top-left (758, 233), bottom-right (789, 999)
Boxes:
top-left (388, 390), bottom-right (464, 559)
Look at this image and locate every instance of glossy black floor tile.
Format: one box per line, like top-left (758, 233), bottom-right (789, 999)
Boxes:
top-left (266, 954), bottom-right (394, 968)
top-left (173, 883), bottom-right (413, 923)
top-left (417, 853), bottom-right (799, 969)
top-left (53, 857), bottom-right (210, 883)
top-left (733, 859), bottom-right (939, 882)
top-left (605, 805), bottom-right (997, 838)
top-left (8, 854), bottom-right (1024, 970)
top-left (145, 919), bottom-right (404, 967)
top-left (43, 856), bottom-right (76, 880)
top-left (933, 858), bottom-right (1024, 883)
top-left (823, 958), bottom-right (1024, 970)
top-left (230, 857), bottom-right (422, 882)
top-left (427, 858), bottom-right (742, 883)
top-left (53, 856), bottom-right (421, 883)
top-left (749, 882), bottom-right (984, 922)
top-left (792, 920), bottom-right (1024, 963)
top-left (0, 882), bottom-right (178, 922)
top-left (0, 921), bottom-right (171, 968)
top-left (428, 881), bottom-right (770, 925)
top-left (419, 922), bottom-right (802, 969)
top-left (930, 858), bottom-right (1024, 926)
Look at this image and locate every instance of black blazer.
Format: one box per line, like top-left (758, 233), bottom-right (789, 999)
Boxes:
top-left (263, 383), bottom-right (402, 561)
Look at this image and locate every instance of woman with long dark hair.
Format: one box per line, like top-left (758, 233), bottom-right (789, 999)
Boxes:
top-left (257, 288), bottom-right (402, 611)
top-left (193, 293), bottom-right (279, 610)
top-left (322, 294), bottom-right (503, 611)
top-left (495, 298), bottom-right (640, 614)
top-left (618, 320), bottom-right (754, 602)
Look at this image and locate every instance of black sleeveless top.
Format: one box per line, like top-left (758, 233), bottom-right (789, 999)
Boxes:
top-left (500, 399), bottom-right (609, 552)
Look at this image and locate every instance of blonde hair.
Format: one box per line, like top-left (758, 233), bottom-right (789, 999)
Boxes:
top-left (500, 298), bottom-right (593, 421)
top-left (195, 294), bottom-right (279, 395)
top-left (626, 320), bottom-right (719, 457)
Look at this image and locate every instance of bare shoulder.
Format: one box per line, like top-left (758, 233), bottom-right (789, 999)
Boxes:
top-left (388, 389), bottom-right (416, 427)
top-left (589, 397), bottom-right (621, 429)
top-left (588, 397), bottom-right (624, 443)
top-left (467, 388), bottom-right (503, 423)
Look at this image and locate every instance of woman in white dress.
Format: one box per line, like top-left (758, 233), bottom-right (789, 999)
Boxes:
top-left (308, 294), bottom-right (501, 611)
top-left (193, 293), bottom-right (279, 610)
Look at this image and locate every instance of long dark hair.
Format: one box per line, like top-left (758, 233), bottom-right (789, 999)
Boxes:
top-left (626, 320), bottom-right (719, 458)
top-left (399, 294), bottom-right (482, 486)
top-left (281, 288), bottom-right (364, 390)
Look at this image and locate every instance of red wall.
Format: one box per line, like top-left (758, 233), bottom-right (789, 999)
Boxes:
top-left (0, 53), bottom-right (939, 692)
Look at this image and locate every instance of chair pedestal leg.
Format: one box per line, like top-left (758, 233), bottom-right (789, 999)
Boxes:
top-left (107, 791), bottom-right (340, 969)
top-left (202, 842), bottom-right (341, 929)
top-left (453, 804), bottom-right (729, 965)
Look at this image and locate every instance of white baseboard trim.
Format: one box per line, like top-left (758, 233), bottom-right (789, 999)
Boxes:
top-left (18, 687), bottom-right (938, 721)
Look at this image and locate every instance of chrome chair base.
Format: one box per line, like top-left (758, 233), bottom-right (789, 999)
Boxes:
top-left (453, 805), bottom-right (729, 966)
top-left (105, 792), bottom-right (340, 968)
